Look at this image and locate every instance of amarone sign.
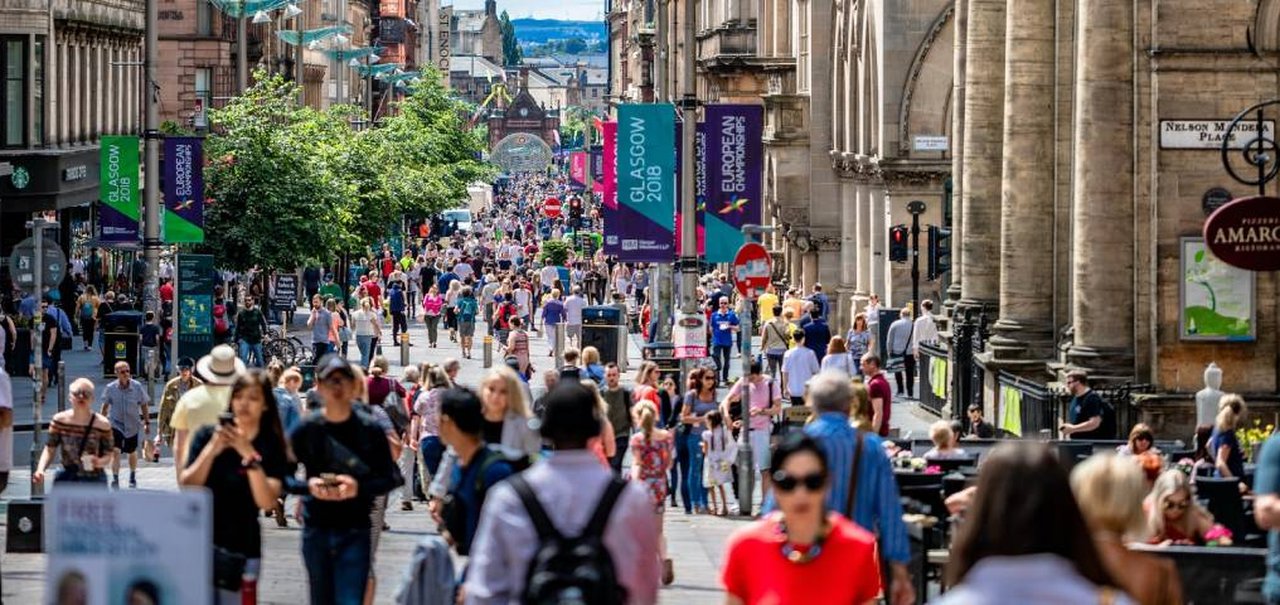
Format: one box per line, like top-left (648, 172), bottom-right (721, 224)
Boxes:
top-left (1204, 196), bottom-right (1280, 270)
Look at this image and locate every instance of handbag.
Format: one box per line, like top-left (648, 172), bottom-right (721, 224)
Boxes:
top-left (885, 322), bottom-right (914, 374)
top-left (56, 422), bottom-right (103, 483)
top-left (213, 546), bottom-right (247, 591)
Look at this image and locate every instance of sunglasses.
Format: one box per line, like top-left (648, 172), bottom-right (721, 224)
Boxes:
top-left (1164, 499), bottom-right (1189, 511)
top-left (773, 471), bottom-right (827, 493)
top-left (71, 389), bottom-right (93, 398)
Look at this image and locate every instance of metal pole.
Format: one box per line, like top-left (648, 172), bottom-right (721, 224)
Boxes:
top-left (30, 220), bottom-right (49, 497)
top-left (56, 361), bottom-right (66, 412)
top-left (907, 200), bottom-right (926, 313)
top-left (170, 254), bottom-right (180, 379)
top-left (144, 0), bottom-right (162, 370)
top-left (295, 14), bottom-right (304, 105)
top-left (736, 297), bottom-right (755, 516)
top-left (677, 0), bottom-right (699, 391)
top-left (652, 0), bottom-right (673, 345)
top-left (237, 11), bottom-right (248, 92)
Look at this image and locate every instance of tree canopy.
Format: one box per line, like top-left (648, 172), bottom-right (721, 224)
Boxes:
top-left (200, 69), bottom-right (493, 272)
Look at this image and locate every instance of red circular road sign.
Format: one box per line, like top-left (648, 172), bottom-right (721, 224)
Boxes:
top-left (543, 197), bottom-right (562, 218)
top-left (732, 242), bottom-right (772, 298)
top-left (1204, 195), bottom-right (1280, 271)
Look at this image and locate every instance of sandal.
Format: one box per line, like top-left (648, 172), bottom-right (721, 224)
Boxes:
top-left (662, 558), bottom-right (674, 586)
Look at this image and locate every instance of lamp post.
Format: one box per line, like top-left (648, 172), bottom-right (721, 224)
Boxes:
top-left (735, 224), bottom-right (774, 517)
top-left (677, 0), bottom-right (698, 412)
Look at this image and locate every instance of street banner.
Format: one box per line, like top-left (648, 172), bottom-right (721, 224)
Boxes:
top-left (176, 254), bottom-right (216, 362)
top-left (614, 103), bottom-right (677, 262)
top-left (675, 121), bottom-right (708, 256)
top-left (702, 104), bottom-right (764, 262)
top-left (99, 135), bottom-right (140, 242)
top-left (570, 151), bottom-right (588, 188)
top-left (590, 144), bottom-right (603, 193)
top-left (162, 136), bottom-right (205, 243)
top-left (46, 487), bottom-right (213, 605)
top-left (602, 121), bottom-right (621, 256)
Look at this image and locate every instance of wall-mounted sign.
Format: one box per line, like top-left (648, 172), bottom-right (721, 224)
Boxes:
top-left (1180, 237), bottom-right (1255, 341)
top-left (1202, 187), bottom-right (1233, 216)
top-left (1160, 120), bottom-right (1275, 150)
top-left (912, 135), bottom-right (949, 152)
top-left (1203, 195), bottom-right (1280, 270)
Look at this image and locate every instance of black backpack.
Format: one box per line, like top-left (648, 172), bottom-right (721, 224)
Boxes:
top-left (512, 474), bottom-right (627, 605)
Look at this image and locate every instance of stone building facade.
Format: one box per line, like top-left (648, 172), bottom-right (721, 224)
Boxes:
top-left (0, 0), bottom-right (144, 255)
top-left (449, 0), bottom-right (500, 67)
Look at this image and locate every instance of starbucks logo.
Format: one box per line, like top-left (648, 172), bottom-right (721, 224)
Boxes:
top-left (11, 166), bottom-right (29, 189)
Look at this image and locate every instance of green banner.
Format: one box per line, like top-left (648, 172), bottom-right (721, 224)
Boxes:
top-left (99, 135), bottom-right (141, 242)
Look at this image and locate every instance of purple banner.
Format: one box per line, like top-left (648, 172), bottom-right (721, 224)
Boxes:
top-left (702, 104), bottom-right (764, 263)
top-left (674, 121), bottom-right (707, 256)
top-left (163, 136), bottom-right (205, 243)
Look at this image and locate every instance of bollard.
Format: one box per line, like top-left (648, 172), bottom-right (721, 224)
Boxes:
top-left (57, 361), bottom-right (67, 412)
top-left (553, 323), bottom-right (565, 368)
top-left (483, 335), bottom-right (493, 368)
top-left (400, 332), bottom-right (410, 367)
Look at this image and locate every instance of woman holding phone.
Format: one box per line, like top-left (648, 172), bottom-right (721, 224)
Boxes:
top-left (180, 370), bottom-right (293, 604)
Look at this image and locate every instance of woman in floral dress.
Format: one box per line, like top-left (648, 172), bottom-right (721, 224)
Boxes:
top-left (630, 400), bottom-right (676, 586)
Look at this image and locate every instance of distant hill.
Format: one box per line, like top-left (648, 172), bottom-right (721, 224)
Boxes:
top-left (512, 18), bottom-right (606, 46)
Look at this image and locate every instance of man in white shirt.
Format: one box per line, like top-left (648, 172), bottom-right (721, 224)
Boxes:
top-left (912, 299), bottom-right (939, 356)
top-left (453, 259), bottom-right (474, 282)
top-left (781, 331), bottom-right (821, 407)
top-left (563, 286), bottom-right (587, 347)
top-left (466, 382), bottom-right (661, 602)
top-left (540, 263), bottom-right (560, 293)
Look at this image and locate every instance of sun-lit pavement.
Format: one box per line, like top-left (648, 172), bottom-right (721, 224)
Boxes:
top-left (0, 307), bottom-right (935, 603)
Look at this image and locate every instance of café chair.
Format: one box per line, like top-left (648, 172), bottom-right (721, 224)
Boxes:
top-left (1195, 476), bottom-right (1263, 547)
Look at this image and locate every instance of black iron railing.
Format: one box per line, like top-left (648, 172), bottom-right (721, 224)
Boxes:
top-left (917, 342), bottom-right (948, 416)
top-left (995, 370), bottom-right (1059, 437)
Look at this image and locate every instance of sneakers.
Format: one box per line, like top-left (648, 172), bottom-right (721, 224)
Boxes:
top-left (400, 501), bottom-right (413, 512)
top-left (129, 472), bottom-right (137, 489)
top-left (110, 475), bottom-right (120, 489)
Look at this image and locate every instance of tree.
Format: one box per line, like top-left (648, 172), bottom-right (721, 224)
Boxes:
top-left (500, 11), bottom-right (523, 66)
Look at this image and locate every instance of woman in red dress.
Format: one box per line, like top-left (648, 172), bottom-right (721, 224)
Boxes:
top-left (630, 400), bottom-right (675, 586)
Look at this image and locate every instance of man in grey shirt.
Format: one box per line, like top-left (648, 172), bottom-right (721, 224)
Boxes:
top-left (307, 294), bottom-right (333, 361)
top-left (600, 364), bottom-right (633, 475)
top-left (100, 360), bottom-right (151, 488)
top-left (885, 309), bottom-right (915, 398)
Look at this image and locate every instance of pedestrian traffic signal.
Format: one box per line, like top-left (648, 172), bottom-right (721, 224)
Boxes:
top-left (569, 196), bottom-right (583, 220)
top-left (928, 225), bottom-right (952, 280)
top-left (889, 225), bottom-right (909, 263)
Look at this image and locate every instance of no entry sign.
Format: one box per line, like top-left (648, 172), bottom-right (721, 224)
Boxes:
top-left (543, 197), bottom-right (562, 218)
top-left (732, 242), bottom-right (771, 298)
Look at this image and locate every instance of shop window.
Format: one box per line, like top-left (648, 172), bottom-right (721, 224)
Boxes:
top-left (2, 38), bottom-right (26, 147)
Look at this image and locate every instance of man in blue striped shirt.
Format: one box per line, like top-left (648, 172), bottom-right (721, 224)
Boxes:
top-left (766, 371), bottom-right (915, 605)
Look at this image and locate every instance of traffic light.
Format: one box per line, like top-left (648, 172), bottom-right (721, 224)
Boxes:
top-left (928, 225), bottom-right (952, 280)
top-left (569, 196), bottom-right (583, 221)
top-left (889, 224), bottom-right (909, 263)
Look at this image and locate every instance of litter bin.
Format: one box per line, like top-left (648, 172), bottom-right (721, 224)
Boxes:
top-left (582, 306), bottom-right (626, 367)
top-left (101, 310), bottom-right (144, 377)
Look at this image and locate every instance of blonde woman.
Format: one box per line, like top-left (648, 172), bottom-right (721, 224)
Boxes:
top-left (479, 365), bottom-right (541, 456)
top-left (581, 346), bottom-right (605, 384)
top-left (1146, 469), bottom-right (1215, 545)
top-left (581, 380), bottom-right (617, 467)
top-left (351, 298), bottom-right (378, 368)
top-left (1072, 455), bottom-right (1183, 605)
top-left (75, 286), bottom-right (100, 351)
top-left (630, 400), bottom-right (676, 585)
top-left (850, 380), bottom-right (873, 431)
top-left (1209, 394), bottom-right (1247, 479)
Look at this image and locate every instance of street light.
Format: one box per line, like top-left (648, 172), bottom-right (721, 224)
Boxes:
top-left (735, 223), bottom-right (775, 516)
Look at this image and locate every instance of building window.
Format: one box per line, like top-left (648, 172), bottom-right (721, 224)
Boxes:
top-left (197, 0), bottom-right (213, 36)
top-left (2, 38), bottom-right (26, 147)
top-left (796, 0), bottom-right (809, 93)
top-left (195, 67), bottom-right (213, 111)
top-left (32, 37), bottom-right (42, 145)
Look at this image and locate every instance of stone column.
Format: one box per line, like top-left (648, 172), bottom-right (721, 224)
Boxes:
top-left (855, 180), bottom-right (871, 299)
top-left (988, 0), bottom-right (1055, 363)
top-left (946, 0), bottom-right (968, 308)
top-left (69, 39), bottom-right (80, 143)
top-left (868, 185), bottom-right (886, 300)
top-left (958, 0), bottom-right (1005, 310)
top-left (837, 160), bottom-right (858, 330)
top-left (1068, 0), bottom-right (1134, 375)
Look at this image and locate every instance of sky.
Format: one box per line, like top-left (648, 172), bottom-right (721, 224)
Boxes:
top-left (446, 0), bottom-right (604, 21)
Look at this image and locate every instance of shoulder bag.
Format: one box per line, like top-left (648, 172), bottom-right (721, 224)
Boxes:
top-left (55, 421), bottom-right (101, 483)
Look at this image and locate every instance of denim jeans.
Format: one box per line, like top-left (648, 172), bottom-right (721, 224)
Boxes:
top-left (356, 335), bottom-right (373, 368)
top-left (312, 342), bottom-right (331, 362)
top-left (238, 342), bottom-right (264, 368)
top-left (687, 433), bottom-right (708, 509)
top-left (675, 430), bottom-right (693, 513)
top-left (301, 525), bottom-right (371, 605)
top-left (609, 434), bottom-right (629, 475)
top-left (713, 345), bottom-right (733, 381)
top-left (424, 315), bottom-right (440, 345)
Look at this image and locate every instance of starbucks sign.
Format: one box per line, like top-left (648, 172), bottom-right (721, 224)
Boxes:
top-left (11, 166), bottom-right (29, 189)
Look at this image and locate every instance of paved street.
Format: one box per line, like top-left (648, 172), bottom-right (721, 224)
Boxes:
top-left (0, 308), bottom-right (936, 603)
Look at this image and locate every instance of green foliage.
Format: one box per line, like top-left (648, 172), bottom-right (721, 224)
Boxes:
top-left (201, 68), bottom-right (493, 272)
top-left (558, 105), bottom-right (599, 149)
top-left (500, 11), bottom-right (523, 66)
top-left (539, 240), bottom-right (571, 267)
top-left (524, 38), bottom-right (605, 57)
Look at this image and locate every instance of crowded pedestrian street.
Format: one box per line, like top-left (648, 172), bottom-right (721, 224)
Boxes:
top-left (5, 0), bottom-right (1280, 601)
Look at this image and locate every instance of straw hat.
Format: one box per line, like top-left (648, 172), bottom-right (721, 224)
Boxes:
top-left (196, 344), bottom-right (246, 385)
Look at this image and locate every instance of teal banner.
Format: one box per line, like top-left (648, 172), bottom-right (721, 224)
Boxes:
top-left (177, 254), bottom-right (217, 362)
top-left (614, 103), bottom-right (676, 262)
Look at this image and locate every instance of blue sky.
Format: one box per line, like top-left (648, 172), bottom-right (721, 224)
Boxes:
top-left (447, 0), bottom-right (604, 21)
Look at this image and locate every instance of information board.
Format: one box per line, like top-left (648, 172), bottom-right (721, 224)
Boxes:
top-left (177, 254), bottom-right (216, 362)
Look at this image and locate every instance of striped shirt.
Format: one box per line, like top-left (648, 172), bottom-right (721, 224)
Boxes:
top-left (767, 412), bottom-right (910, 564)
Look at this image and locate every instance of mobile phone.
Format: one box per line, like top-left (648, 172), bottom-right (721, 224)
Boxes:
top-left (320, 473), bottom-right (339, 487)
top-left (218, 412), bottom-right (236, 428)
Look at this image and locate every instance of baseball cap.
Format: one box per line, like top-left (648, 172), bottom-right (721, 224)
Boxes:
top-left (316, 353), bottom-right (357, 381)
top-left (177, 357), bottom-right (196, 369)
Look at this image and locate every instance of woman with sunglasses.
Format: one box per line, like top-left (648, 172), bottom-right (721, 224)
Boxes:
top-left (1145, 469), bottom-right (1215, 545)
top-left (722, 434), bottom-right (881, 604)
top-left (681, 368), bottom-right (720, 514)
top-left (180, 370), bottom-right (292, 604)
top-left (34, 378), bottom-right (113, 485)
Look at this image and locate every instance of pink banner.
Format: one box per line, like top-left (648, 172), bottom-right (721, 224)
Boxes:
top-left (602, 122), bottom-right (620, 255)
top-left (570, 151), bottom-right (588, 188)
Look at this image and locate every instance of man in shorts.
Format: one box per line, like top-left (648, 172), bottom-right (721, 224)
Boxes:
top-left (100, 361), bottom-right (150, 489)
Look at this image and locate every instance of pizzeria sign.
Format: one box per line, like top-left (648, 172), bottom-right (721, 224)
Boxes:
top-left (1203, 195), bottom-right (1280, 270)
